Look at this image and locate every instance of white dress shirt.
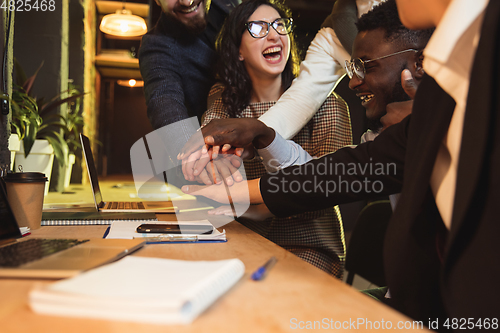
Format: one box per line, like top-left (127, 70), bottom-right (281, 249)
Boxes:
top-left (425, 0), bottom-right (488, 229)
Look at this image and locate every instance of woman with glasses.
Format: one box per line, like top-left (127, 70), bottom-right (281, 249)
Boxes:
top-left (201, 0), bottom-right (352, 278)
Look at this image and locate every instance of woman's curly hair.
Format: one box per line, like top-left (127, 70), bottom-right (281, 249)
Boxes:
top-left (215, 0), bottom-right (300, 117)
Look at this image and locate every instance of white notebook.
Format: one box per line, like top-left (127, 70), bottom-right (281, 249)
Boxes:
top-left (29, 256), bottom-right (245, 324)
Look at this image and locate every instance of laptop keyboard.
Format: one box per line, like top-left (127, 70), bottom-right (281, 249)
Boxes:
top-left (107, 201), bottom-right (145, 210)
top-left (0, 239), bottom-right (89, 267)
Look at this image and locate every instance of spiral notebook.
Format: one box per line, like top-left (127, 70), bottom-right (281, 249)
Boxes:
top-left (41, 211), bottom-right (158, 226)
top-left (30, 256), bottom-right (245, 324)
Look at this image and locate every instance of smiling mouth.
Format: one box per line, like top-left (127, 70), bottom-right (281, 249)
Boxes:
top-left (359, 94), bottom-right (374, 104)
top-left (263, 46), bottom-right (282, 61)
top-left (178, 1), bottom-right (201, 14)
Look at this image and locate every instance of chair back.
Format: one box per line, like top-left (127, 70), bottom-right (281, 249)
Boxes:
top-left (345, 200), bottom-right (392, 286)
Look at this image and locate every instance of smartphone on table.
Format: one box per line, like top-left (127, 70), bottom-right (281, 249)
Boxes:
top-left (136, 224), bottom-right (214, 235)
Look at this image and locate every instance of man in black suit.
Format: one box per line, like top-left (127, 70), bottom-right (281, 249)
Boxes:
top-left (182, 0), bottom-right (499, 327)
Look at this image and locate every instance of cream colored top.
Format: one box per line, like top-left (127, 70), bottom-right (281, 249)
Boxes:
top-left (425, 0), bottom-right (488, 229)
top-left (258, 0), bottom-right (384, 139)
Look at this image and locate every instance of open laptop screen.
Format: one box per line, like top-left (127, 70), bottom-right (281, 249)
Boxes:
top-left (80, 134), bottom-right (104, 209)
top-left (0, 181), bottom-right (22, 243)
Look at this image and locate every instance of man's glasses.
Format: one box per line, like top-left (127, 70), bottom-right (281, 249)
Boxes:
top-left (245, 18), bottom-right (293, 39)
top-left (345, 49), bottom-right (418, 80)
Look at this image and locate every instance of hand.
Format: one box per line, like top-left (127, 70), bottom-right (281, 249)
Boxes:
top-left (181, 178), bottom-right (263, 205)
top-left (381, 69), bottom-right (418, 131)
top-left (177, 118), bottom-right (275, 159)
top-left (181, 148), bottom-right (210, 182)
top-left (381, 101), bottom-right (413, 131)
top-left (181, 150), bottom-right (244, 185)
top-left (198, 155), bottom-right (244, 186)
top-left (208, 205), bottom-right (236, 216)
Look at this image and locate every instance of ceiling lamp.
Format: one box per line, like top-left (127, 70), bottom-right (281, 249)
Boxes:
top-left (117, 79), bottom-right (144, 87)
top-left (100, 7), bottom-right (147, 37)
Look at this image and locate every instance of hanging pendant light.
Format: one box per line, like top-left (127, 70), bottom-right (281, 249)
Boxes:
top-left (100, 4), bottom-right (147, 37)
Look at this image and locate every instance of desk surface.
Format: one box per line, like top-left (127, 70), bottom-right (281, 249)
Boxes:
top-left (0, 178), bottom-right (429, 332)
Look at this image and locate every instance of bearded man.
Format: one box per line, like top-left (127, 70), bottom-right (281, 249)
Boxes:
top-left (139, 0), bottom-right (240, 148)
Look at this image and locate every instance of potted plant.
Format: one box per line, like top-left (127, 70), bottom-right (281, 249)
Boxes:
top-left (6, 61), bottom-right (85, 192)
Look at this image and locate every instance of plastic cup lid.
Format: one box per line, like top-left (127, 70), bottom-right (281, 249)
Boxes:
top-left (3, 172), bottom-right (48, 183)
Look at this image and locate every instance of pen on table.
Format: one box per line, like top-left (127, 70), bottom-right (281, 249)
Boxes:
top-left (251, 256), bottom-right (277, 281)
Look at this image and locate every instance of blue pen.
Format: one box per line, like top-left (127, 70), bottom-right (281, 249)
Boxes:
top-left (251, 256), bottom-right (277, 281)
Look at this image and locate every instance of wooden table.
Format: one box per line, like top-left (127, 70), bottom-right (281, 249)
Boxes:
top-left (0, 178), bottom-right (429, 332)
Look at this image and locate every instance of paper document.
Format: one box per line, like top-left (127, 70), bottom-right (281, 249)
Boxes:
top-left (30, 256), bottom-right (245, 324)
top-left (105, 220), bottom-right (226, 242)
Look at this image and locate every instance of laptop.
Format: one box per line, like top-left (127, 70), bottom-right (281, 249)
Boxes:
top-left (80, 134), bottom-right (177, 213)
top-left (0, 181), bottom-right (145, 279)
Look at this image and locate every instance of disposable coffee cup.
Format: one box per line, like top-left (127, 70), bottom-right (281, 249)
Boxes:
top-left (3, 172), bottom-right (48, 230)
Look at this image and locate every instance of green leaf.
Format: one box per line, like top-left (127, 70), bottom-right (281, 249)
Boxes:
top-left (11, 123), bottom-right (21, 138)
top-left (23, 121), bottom-right (38, 156)
top-left (38, 123), bottom-right (69, 138)
top-left (39, 92), bottom-right (86, 117)
top-left (46, 133), bottom-right (69, 166)
top-left (21, 61), bottom-right (44, 95)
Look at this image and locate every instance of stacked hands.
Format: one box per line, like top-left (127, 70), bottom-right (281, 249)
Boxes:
top-left (177, 118), bottom-right (274, 217)
top-left (177, 69), bottom-right (417, 216)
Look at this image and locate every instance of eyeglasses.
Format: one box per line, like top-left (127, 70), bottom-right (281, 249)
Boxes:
top-left (345, 49), bottom-right (418, 80)
top-left (245, 18), bottom-right (293, 39)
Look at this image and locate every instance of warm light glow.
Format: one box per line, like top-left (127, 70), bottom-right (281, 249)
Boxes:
top-left (117, 79), bottom-right (144, 87)
top-left (100, 9), bottom-right (147, 37)
top-left (120, 23), bottom-right (129, 33)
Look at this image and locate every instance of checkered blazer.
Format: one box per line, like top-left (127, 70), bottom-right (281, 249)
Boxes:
top-left (203, 88), bottom-right (352, 278)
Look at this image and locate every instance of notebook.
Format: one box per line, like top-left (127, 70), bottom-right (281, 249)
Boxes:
top-left (30, 256), bottom-right (245, 324)
top-left (80, 134), bottom-right (177, 213)
top-left (0, 182), bottom-right (145, 279)
top-left (41, 211), bottom-right (158, 226)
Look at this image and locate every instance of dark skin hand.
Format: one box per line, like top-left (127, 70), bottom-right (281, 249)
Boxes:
top-left (177, 118), bottom-right (276, 160)
top-left (177, 118), bottom-right (276, 183)
top-left (380, 69), bottom-right (417, 131)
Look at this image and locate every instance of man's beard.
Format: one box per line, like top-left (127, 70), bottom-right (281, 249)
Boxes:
top-left (165, 0), bottom-right (209, 35)
top-left (368, 67), bottom-right (412, 132)
top-left (184, 16), bottom-right (207, 34)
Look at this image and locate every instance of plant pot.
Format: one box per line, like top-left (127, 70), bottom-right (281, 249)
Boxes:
top-left (15, 139), bottom-right (54, 195)
top-left (8, 134), bottom-right (20, 172)
top-left (63, 153), bottom-right (76, 188)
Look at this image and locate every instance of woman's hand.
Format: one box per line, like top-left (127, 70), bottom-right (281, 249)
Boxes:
top-left (181, 178), bottom-right (264, 206)
top-left (181, 150), bottom-right (245, 185)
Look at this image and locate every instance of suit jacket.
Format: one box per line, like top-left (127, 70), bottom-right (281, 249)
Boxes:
top-left (138, 0), bottom-right (239, 148)
top-left (261, 0), bottom-right (500, 325)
